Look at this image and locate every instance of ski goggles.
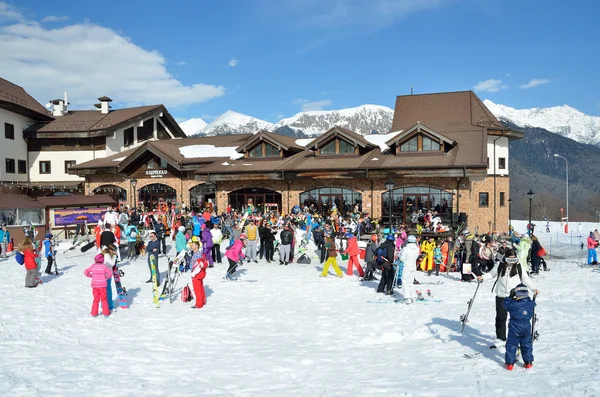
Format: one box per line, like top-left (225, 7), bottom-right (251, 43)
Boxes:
top-left (505, 257), bottom-right (519, 264)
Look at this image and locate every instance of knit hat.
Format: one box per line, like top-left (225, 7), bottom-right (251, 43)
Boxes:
top-left (407, 235), bottom-right (416, 243)
top-left (94, 253), bottom-right (104, 263)
top-left (511, 284), bottom-right (529, 300)
top-left (178, 226), bottom-right (185, 232)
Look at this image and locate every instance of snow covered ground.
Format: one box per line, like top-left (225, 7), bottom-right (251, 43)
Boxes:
top-left (1, 221), bottom-right (599, 396)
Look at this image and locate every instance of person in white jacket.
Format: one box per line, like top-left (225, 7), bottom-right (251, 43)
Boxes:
top-left (399, 235), bottom-right (421, 303)
top-left (478, 248), bottom-right (540, 347)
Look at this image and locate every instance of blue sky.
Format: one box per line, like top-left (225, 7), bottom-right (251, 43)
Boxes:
top-left (0, 0), bottom-right (598, 123)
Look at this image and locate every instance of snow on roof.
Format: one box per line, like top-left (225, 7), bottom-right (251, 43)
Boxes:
top-left (295, 138), bottom-right (313, 147)
top-left (112, 157), bottom-right (126, 162)
top-left (179, 145), bottom-right (242, 160)
top-left (364, 131), bottom-right (403, 151)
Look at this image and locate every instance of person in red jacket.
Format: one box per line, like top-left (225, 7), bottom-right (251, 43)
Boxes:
top-left (21, 238), bottom-right (39, 288)
top-left (190, 241), bottom-right (208, 309)
top-left (344, 232), bottom-right (364, 277)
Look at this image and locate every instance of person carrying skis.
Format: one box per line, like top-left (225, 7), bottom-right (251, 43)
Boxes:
top-left (84, 253), bottom-right (113, 318)
top-left (224, 233), bottom-right (246, 280)
top-left (320, 236), bottom-right (343, 278)
top-left (376, 234), bottom-right (397, 295)
top-left (399, 235), bottom-right (420, 303)
top-left (344, 232), bottom-right (364, 277)
top-left (190, 240), bottom-right (208, 309)
top-left (43, 234), bottom-right (54, 274)
top-left (477, 249), bottom-right (539, 348)
top-left (502, 284), bottom-right (536, 370)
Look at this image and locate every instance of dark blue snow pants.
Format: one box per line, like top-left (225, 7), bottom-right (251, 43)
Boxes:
top-left (505, 323), bottom-right (533, 364)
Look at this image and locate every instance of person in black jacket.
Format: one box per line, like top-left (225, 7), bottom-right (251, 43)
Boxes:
top-left (154, 218), bottom-right (166, 255)
top-left (279, 223), bottom-right (294, 265)
top-left (376, 234), bottom-right (397, 295)
top-left (262, 223), bottom-right (276, 262)
top-left (363, 234), bottom-right (380, 281)
top-left (146, 231), bottom-right (161, 285)
top-left (530, 235), bottom-right (541, 274)
top-left (258, 219), bottom-right (268, 260)
top-left (312, 226), bottom-right (326, 264)
top-left (100, 224), bottom-right (117, 249)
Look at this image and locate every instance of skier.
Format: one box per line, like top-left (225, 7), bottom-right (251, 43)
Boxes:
top-left (376, 234), bottom-right (397, 295)
top-left (84, 253), bottom-right (113, 318)
top-left (189, 240), bottom-right (208, 309)
top-left (587, 232), bottom-right (598, 264)
top-left (399, 235), bottom-right (420, 303)
top-left (477, 249), bottom-right (539, 348)
top-left (43, 234), bottom-right (54, 274)
top-left (503, 284), bottom-right (536, 370)
top-left (224, 233), bottom-right (246, 280)
top-left (320, 236), bottom-right (343, 278)
top-left (344, 232), bottom-right (364, 277)
top-left (200, 224), bottom-right (214, 268)
top-left (363, 234), bottom-right (380, 281)
top-left (20, 238), bottom-right (39, 288)
top-left (0, 223), bottom-right (10, 259)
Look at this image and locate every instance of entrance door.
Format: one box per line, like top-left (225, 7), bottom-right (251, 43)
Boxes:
top-left (404, 194), bottom-right (430, 223)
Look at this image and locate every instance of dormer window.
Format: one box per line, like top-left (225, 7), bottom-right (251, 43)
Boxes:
top-left (389, 123), bottom-right (455, 155)
top-left (400, 137), bottom-right (418, 152)
top-left (422, 136), bottom-right (440, 151)
top-left (319, 138), bottom-right (356, 155)
top-left (247, 142), bottom-right (280, 158)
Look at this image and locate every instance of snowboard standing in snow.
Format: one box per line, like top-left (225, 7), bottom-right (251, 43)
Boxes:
top-left (112, 263), bottom-right (128, 309)
top-left (460, 280), bottom-right (481, 332)
top-left (150, 256), bottom-right (160, 308)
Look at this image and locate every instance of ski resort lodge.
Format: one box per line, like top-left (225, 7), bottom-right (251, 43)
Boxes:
top-left (0, 76), bottom-right (522, 234)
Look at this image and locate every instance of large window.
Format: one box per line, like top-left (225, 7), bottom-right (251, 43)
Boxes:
top-left (228, 188), bottom-right (281, 213)
top-left (422, 136), bottom-right (440, 151)
top-left (249, 145), bottom-right (263, 158)
top-left (39, 161), bottom-right (51, 174)
top-left (0, 208), bottom-right (44, 226)
top-left (339, 140), bottom-right (354, 154)
top-left (18, 160), bottom-right (26, 174)
top-left (5, 158), bottom-right (15, 173)
top-left (5, 123), bottom-right (14, 140)
top-left (137, 118), bottom-right (154, 142)
top-left (64, 160), bottom-right (76, 174)
top-left (319, 138), bottom-right (355, 155)
top-left (299, 188), bottom-right (362, 214)
top-left (479, 192), bottom-right (489, 207)
top-left (382, 186), bottom-right (453, 226)
top-left (264, 143), bottom-right (279, 157)
top-left (400, 136), bottom-right (418, 152)
top-left (320, 140), bottom-right (336, 155)
top-left (124, 127), bottom-right (134, 147)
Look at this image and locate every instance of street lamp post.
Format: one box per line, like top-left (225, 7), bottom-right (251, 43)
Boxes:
top-left (527, 189), bottom-right (535, 236)
top-left (508, 197), bottom-right (513, 233)
top-left (553, 153), bottom-right (569, 233)
top-left (131, 178), bottom-right (137, 209)
top-left (385, 177), bottom-right (395, 233)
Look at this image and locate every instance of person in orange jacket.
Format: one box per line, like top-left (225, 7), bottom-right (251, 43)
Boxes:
top-left (344, 232), bottom-right (364, 277)
top-left (440, 238), bottom-right (449, 272)
top-left (94, 224), bottom-right (102, 249)
top-left (21, 237), bottom-right (40, 288)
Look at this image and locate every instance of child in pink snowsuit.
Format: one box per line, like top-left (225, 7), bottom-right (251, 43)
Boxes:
top-left (84, 253), bottom-right (113, 317)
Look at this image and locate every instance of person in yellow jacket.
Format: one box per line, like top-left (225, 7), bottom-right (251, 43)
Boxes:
top-left (244, 219), bottom-right (259, 263)
top-left (419, 236), bottom-right (436, 272)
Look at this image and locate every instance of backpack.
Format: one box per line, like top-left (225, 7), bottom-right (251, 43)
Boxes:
top-left (15, 252), bottom-right (24, 265)
top-left (129, 228), bottom-right (137, 239)
top-left (376, 246), bottom-right (388, 265)
top-left (181, 284), bottom-right (193, 302)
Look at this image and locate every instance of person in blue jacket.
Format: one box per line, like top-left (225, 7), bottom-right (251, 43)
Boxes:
top-left (503, 284), bottom-right (536, 370)
top-left (124, 221), bottom-right (138, 260)
top-left (192, 216), bottom-right (201, 238)
top-left (43, 234), bottom-right (54, 274)
top-left (0, 222), bottom-right (10, 259)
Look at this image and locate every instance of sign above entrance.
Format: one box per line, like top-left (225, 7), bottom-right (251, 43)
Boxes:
top-left (145, 169), bottom-right (168, 178)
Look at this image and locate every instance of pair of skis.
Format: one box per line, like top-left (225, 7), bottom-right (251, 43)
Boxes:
top-left (459, 280), bottom-right (481, 332)
top-left (150, 256), bottom-right (160, 308)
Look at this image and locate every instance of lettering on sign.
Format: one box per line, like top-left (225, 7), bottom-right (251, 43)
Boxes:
top-left (145, 169), bottom-right (168, 178)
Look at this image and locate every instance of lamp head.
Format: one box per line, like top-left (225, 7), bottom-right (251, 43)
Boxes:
top-left (527, 189), bottom-right (535, 200)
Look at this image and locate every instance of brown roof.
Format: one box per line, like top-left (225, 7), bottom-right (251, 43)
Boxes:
top-left (390, 91), bottom-right (502, 132)
top-left (36, 194), bottom-right (116, 207)
top-left (305, 126), bottom-right (376, 150)
top-left (0, 194), bottom-right (44, 210)
top-left (26, 105), bottom-right (162, 134)
top-left (0, 77), bottom-right (53, 120)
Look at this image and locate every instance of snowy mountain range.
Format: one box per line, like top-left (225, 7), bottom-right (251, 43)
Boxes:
top-left (179, 105), bottom-right (394, 137)
top-left (484, 99), bottom-right (600, 147)
top-left (179, 100), bottom-right (600, 146)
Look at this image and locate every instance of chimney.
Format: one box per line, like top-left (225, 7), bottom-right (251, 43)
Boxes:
top-left (97, 96), bottom-right (112, 114)
top-left (50, 99), bottom-right (66, 116)
top-left (63, 91), bottom-right (69, 112)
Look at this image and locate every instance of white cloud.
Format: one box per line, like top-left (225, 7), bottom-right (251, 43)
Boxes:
top-left (519, 78), bottom-right (550, 89)
top-left (174, 61), bottom-right (186, 66)
top-left (41, 15), bottom-right (69, 23)
top-left (0, 12), bottom-right (225, 109)
top-left (228, 58), bottom-right (239, 67)
top-left (293, 98), bottom-right (332, 111)
top-left (0, 1), bottom-right (23, 21)
top-left (473, 79), bottom-right (507, 93)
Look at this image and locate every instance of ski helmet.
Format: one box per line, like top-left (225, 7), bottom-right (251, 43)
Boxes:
top-left (239, 233), bottom-right (247, 240)
top-left (511, 284), bottom-right (529, 300)
top-left (407, 235), bottom-right (416, 243)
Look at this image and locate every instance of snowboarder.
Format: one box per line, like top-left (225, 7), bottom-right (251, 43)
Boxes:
top-left (503, 284), bottom-right (536, 370)
top-left (84, 253), bottom-right (113, 318)
top-left (224, 233), bottom-right (246, 280)
top-left (477, 249), bottom-right (539, 348)
top-left (399, 235), bottom-right (420, 303)
top-left (190, 240), bottom-right (208, 309)
top-left (344, 232), bottom-right (364, 277)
